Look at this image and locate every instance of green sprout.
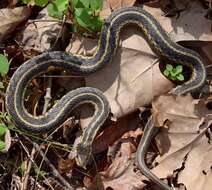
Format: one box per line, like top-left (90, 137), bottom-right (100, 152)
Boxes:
top-left (163, 64), bottom-right (185, 81)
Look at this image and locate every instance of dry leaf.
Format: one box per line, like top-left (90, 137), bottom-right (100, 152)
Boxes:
top-left (0, 6), bottom-right (31, 43)
top-left (178, 137), bottom-right (212, 190)
top-left (58, 158), bottom-right (75, 174)
top-left (100, 0), bottom-right (111, 19)
top-left (149, 95), bottom-right (212, 190)
top-left (92, 113), bottom-right (141, 154)
top-left (143, 1), bottom-right (211, 41)
top-left (101, 157), bottom-right (146, 190)
top-left (100, 147), bottom-right (146, 190)
top-left (15, 8), bottom-right (69, 54)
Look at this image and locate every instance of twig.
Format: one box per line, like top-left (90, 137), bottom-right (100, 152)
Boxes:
top-left (27, 19), bottom-right (72, 24)
top-left (21, 147), bottom-right (36, 190)
top-left (29, 176), bottom-right (45, 190)
top-left (33, 142), bottom-right (74, 190)
top-left (42, 76), bottom-right (52, 114)
top-left (51, 14), bottom-right (67, 50)
top-left (19, 135), bottom-right (55, 190)
top-left (31, 78), bottom-right (74, 189)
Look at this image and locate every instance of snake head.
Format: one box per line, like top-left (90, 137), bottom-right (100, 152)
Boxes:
top-left (75, 143), bottom-right (92, 168)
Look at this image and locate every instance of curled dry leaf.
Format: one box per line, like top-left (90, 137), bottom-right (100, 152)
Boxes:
top-left (0, 6), bottom-right (31, 43)
top-left (150, 95), bottom-right (212, 190)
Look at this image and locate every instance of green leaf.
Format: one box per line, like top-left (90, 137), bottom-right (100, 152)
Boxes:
top-left (0, 54), bottom-right (9, 76)
top-left (7, 124), bottom-right (15, 130)
top-left (0, 140), bottom-right (6, 151)
top-left (89, 16), bottom-right (102, 30)
top-left (34, 166), bottom-right (47, 180)
top-left (176, 74), bottom-right (185, 81)
top-left (6, 115), bottom-right (13, 123)
top-left (0, 82), bottom-right (4, 89)
top-left (47, 0), bottom-right (68, 19)
top-left (90, 0), bottom-right (103, 11)
top-left (163, 69), bottom-right (170, 77)
top-left (73, 0), bottom-right (79, 7)
top-left (75, 8), bottom-right (91, 28)
top-left (22, 0), bottom-right (31, 4)
top-left (175, 65), bottom-right (183, 74)
top-left (170, 75), bottom-right (176, 81)
top-left (75, 7), bottom-right (102, 31)
top-left (79, 0), bottom-right (89, 8)
top-left (47, 3), bottom-right (60, 18)
top-left (170, 68), bottom-right (178, 77)
top-left (0, 124), bottom-right (7, 137)
top-left (34, 0), bottom-right (48, 7)
top-left (166, 64), bottom-right (173, 72)
top-left (19, 162), bottom-right (27, 176)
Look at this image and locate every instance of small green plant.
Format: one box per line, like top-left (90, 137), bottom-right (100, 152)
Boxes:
top-left (72, 0), bottom-right (103, 33)
top-left (47, 0), bottom-right (69, 19)
top-left (0, 54), bottom-right (9, 77)
top-left (19, 161), bottom-right (27, 176)
top-left (22, 0), bottom-right (103, 34)
top-left (34, 165), bottom-right (48, 180)
top-left (0, 124), bottom-right (8, 151)
top-left (0, 54), bottom-right (9, 90)
top-left (163, 64), bottom-right (184, 81)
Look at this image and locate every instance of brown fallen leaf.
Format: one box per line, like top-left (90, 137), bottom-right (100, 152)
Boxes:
top-left (99, 0), bottom-right (111, 19)
top-left (107, 0), bottom-right (136, 10)
top-left (58, 157), bottom-right (75, 174)
top-left (101, 157), bottom-right (146, 190)
top-left (150, 95), bottom-right (212, 190)
top-left (92, 112), bottom-right (141, 154)
top-left (15, 8), bottom-right (69, 55)
top-left (0, 6), bottom-right (31, 43)
top-left (143, 1), bottom-right (211, 41)
top-left (100, 141), bottom-right (146, 190)
top-left (178, 136), bottom-right (212, 190)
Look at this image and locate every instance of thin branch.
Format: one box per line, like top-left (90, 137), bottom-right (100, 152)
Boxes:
top-left (33, 142), bottom-right (74, 190)
top-left (21, 147), bottom-right (36, 190)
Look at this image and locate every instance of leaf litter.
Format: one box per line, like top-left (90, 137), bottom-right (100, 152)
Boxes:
top-left (1, 0), bottom-right (212, 190)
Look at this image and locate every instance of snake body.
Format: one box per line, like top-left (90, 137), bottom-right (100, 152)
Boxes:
top-left (6, 6), bottom-right (206, 190)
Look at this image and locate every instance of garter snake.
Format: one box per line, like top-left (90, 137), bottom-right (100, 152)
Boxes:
top-left (6, 6), bottom-right (206, 190)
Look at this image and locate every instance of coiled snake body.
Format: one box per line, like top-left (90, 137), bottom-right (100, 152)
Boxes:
top-left (6, 7), bottom-right (206, 190)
